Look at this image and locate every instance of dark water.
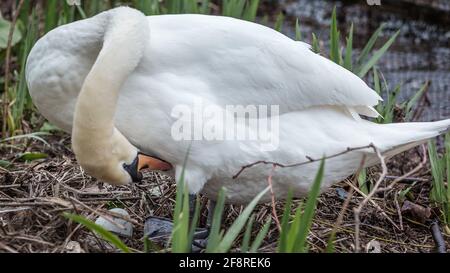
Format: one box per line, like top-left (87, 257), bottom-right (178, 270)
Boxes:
top-left (277, 0), bottom-right (450, 121)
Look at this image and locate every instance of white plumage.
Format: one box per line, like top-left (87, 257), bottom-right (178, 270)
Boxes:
top-left (26, 7), bottom-right (449, 204)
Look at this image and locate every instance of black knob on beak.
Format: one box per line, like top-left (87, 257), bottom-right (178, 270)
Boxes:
top-left (123, 156), bottom-right (143, 182)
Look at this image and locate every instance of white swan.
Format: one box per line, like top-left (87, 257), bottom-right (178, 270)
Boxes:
top-left (26, 7), bottom-right (450, 205)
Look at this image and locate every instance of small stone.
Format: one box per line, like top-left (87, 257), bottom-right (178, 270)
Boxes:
top-left (65, 241), bottom-right (85, 253)
top-left (336, 188), bottom-right (348, 200)
top-left (144, 216), bottom-right (173, 239)
top-left (366, 239), bottom-right (381, 253)
top-left (95, 208), bottom-right (133, 238)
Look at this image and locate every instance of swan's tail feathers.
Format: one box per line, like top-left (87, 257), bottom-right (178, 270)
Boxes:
top-left (375, 119), bottom-right (450, 160)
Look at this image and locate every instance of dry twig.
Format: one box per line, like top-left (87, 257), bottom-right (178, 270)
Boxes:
top-left (354, 145), bottom-right (387, 253)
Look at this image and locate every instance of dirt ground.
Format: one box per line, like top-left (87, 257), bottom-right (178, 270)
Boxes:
top-left (0, 129), bottom-right (449, 253)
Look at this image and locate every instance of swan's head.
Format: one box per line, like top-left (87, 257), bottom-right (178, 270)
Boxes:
top-left (71, 64), bottom-right (173, 185)
top-left (71, 6), bottom-right (172, 185)
top-left (72, 122), bottom-right (172, 185)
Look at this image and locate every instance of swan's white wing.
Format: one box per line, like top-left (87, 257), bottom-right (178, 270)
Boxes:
top-left (145, 14), bottom-right (382, 117)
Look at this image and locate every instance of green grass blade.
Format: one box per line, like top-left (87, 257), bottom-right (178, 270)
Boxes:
top-left (249, 216), bottom-right (271, 252)
top-left (87, 0), bottom-right (101, 17)
top-left (428, 140), bottom-right (445, 202)
top-left (1, 132), bottom-right (50, 146)
top-left (184, 0), bottom-right (199, 14)
top-left (0, 160), bottom-right (12, 168)
top-left (63, 213), bottom-right (130, 253)
top-left (344, 23), bottom-right (353, 70)
top-left (285, 202), bottom-right (303, 252)
top-left (214, 187), bottom-right (269, 253)
top-left (373, 67), bottom-right (381, 94)
top-left (233, 0), bottom-right (246, 18)
top-left (143, 235), bottom-right (160, 253)
top-left (274, 12), bottom-right (284, 32)
top-left (0, 18), bottom-right (22, 49)
top-left (172, 185), bottom-right (190, 252)
top-left (62, 1), bottom-right (76, 24)
top-left (356, 23), bottom-right (385, 67)
top-left (200, 0), bottom-right (211, 14)
top-left (373, 68), bottom-right (385, 122)
top-left (143, 235), bottom-right (149, 253)
top-left (243, 0), bottom-right (259, 21)
top-left (18, 0), bottom-right (30, 29)
top-left (171, 145), bottom-right (192, 253)
top-left (311, 33), bottom-right (320, 54)
top-left (18, 152), bottom-right (48, 162)
top-left (44, 0), bottom-right (58, 33)
top-left (240, 214), bottom-right (255, 253)
top-left (445, 133), bottom-right (450, 225)
top-left (206, 188), bottom-right (226, 252)
top-left (357, 30), bottom-right (400, 78)
top-left (358, 168), bottom-right (369, 194)
top-left (329, 6), bottom-right (340, 64)
top-left (12, 11), bottom-right (38, 127)
top-left (293, 158), bottom-right (325, 252)
top-left (187, 196), bottom-right (201, 246)
top-left (405, 81), bottom-right (428, 121)
top-left (277, 189), bottom-right (293, 252)
top-left (383, 83), bottom-right (401, 124)
top-left (295, 18), bottom-right (302, 41)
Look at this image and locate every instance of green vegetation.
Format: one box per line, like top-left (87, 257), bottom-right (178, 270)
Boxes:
top-left (1, 0), bottom-right (440, 253)
top-left (428, 135), bottom-right (450, 228)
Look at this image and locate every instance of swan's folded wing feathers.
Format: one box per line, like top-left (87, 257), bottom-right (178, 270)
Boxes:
top-left (146, 15), bottom-right (382, 117)
top-left (261, 39), bottom-right (383, 115)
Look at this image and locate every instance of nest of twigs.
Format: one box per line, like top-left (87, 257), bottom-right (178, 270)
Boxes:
top-left (0, 132), bottom-right (449, 253)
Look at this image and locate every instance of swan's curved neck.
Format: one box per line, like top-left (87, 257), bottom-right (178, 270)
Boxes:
top-left (71, 7), bottom-right (150, 184)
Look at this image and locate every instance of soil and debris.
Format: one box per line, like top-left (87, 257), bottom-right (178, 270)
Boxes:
top-left (0, 131), bottom-right (449, 253)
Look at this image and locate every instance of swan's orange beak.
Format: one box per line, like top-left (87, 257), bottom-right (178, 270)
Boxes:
top-left (137, 153), bottom-right (172, 171)
top-left (123, 152), bottom-right (172, 182)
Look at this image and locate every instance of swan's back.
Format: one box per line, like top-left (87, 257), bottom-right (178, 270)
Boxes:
top-left (26, 11), bottom-right (383, 134)
top-left (142, 14), bottom-right (381, 116)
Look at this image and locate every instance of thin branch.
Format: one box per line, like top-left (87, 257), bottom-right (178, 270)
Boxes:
top-left (328, 156), bottom-right (367, 249)
top-left (385, 176), bottom-right (427, 182)
top-left (344, 180), bottom-right (399, 230)
top-left (233, 144), bottom-right (375, 179)
top-left (394, 193), bottom-right (403, 231)
top-left (326, 186), bottom-right (354, 251)
top-left (0, 241), bottom-right (18, 253)
top-left (354, 145), bottom-right (387, 253)
top-left (377, 145), bottom-right (427, 193)
top-left (267, 164), bottom-right (281, 231)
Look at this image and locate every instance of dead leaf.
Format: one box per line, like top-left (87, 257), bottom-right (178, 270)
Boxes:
top-left (401, 200), bottom-right (431, 224)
